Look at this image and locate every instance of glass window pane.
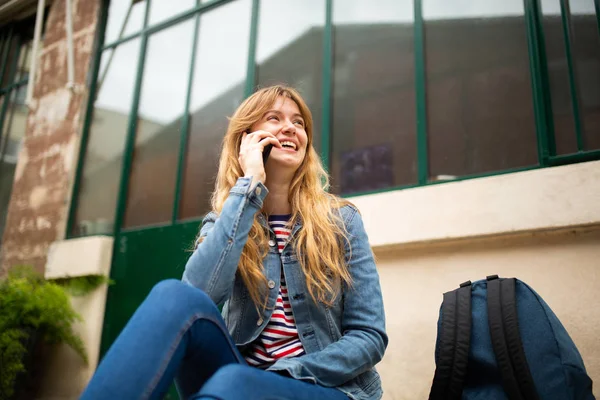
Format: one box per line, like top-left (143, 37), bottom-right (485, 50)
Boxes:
top-left (15, 39), bottom-right (32, 82)
top-left (425, 0), bottom-right (538, 180)
top-left (0, 161), bottom-right (15, 246)
top-left (73, 41), bottom-right (141, 236)
top-left (105, 0), bottom-right (147, 45)
top-left (1, 35), bottom-right (19, 87)
top-left (179, 0), bottom-right (251, 221)
top-left (331, 0), bottom-right (416, 195)
top-left (0, 90), bottom-right (27, 162)
top-left (0, 91), bottom-right (27, 245)
top-left (0, 33), bottom-right (7, 59)
top-left (124, 21), bottom-right (195, 228)
top-left (540, 0), bottom-right (578, 154)
top-left (569, 0), bottom-right (600, 150)
top-left (256, 0), bottom-right (325, 154)
top-left (149, 0), bottom-right (196, 26)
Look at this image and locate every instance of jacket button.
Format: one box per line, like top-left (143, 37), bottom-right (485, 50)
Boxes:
top-left (268, 280), bottom-right (275, 289)
top-left (268, 240), bottom-right (276, 247)
top-left (257, 318), bottom-right (263, 326)
top-left (255, 187), bottom-right (262, 196)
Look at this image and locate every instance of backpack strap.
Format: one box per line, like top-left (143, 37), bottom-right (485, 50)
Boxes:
top-left (486, 276), bottom-right (539, 400)
top-left (429, 281), bottom-right (472, 400)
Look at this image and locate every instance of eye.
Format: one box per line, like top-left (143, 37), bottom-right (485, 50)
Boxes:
top-left (294, 119), bottom-right (305, 127)
top-left (267, 115), bottom-right (279, 121)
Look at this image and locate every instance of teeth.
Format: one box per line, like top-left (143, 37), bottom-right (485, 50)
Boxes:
top-left (280, 141), bottom-right (297, 150)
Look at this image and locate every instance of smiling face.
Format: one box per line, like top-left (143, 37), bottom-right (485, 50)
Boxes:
top-left (249, 96), bottom-right (309, 175)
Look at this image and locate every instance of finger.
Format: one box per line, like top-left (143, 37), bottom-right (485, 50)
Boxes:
top-left (240, 132), bottom-right (256, 152)
top-left (258, 137), bottom-right (282, 149)
top-left (247, 130), bottom-right (277, 143)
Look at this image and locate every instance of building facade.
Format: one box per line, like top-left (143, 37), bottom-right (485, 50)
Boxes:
top-left (0, 0), bottom-right (599, 398)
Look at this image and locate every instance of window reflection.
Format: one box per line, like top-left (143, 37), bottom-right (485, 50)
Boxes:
top-left (149, 0), bottom-right (196, 26)
top-left (0, 24), bottom-right (33, 245)
top-left (104, 0), bottom-right (147, 45)
top-left (425, 0), bottom-right (537, 180)
top-left (0, 85), bottom-right (29, 244)
top-left (179, 0), bottom-right (251, 220)
top-left (1, 35), bottom-right (19, 86)
top-left (568, 0), bottom-right (600, 150)
top-left (73, 40), bottom-right (141, 236)
top-left (15, 39), bottom-right (32, 81)
top-left (0, 95), bottom-right (12, 246)
top-left (0, 90), bottom-right (27, 162)
top-left (0, 91), bottom-right (26, 244)
top-left (124, 21), bottom-right (195, 228)
top-left (331, 0), bottom-right (416, 195)
top-left (255, 0), bottom-right (325, 154)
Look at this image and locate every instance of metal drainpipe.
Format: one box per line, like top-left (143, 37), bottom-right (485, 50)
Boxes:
top-left (26, 0), bottom-right (45, 107)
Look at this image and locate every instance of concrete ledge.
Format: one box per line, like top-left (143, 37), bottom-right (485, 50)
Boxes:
top-left (40, 236), bottom-right (114, 399)
top-left (349, 161), bottom-right (600, 248)
top-left (45, 236), bottom-right (114, 279)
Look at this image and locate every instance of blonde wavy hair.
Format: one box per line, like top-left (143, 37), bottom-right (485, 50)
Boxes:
top-left (201, 85), bottom-right (352, 311)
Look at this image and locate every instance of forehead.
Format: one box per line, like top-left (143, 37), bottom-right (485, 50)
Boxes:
top-left (269, 96), bottom-right (302, 116)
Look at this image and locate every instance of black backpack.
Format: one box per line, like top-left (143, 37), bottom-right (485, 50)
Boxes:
top-left (429, 275), bottom-right (595, 399)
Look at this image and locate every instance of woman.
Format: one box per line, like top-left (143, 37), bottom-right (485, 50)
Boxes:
top-left (81, 85), bottom-right (387, 400)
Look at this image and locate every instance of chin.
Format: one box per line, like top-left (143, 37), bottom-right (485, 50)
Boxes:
top-left (269, 156), bottom-right (302, 170)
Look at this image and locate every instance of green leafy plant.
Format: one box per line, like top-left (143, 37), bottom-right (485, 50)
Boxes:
top-left (0, 266), bottom-right (90, 399)
top-left (54, 274), bottom-right (114, 297)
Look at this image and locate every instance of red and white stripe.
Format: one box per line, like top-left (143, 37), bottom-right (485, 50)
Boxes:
top-left (245, 215), bottom-right (306, 368)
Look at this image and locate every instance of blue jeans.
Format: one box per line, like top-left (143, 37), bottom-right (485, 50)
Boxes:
top-left (81, 280), bottom-right (349, 400)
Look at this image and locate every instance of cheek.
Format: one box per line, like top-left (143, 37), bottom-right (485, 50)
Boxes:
top-left (249, 122), bottom-right (262, 132)
top-left (300, 132), bottom-right (309, 148)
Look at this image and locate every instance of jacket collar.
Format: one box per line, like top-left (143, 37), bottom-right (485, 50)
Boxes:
top-left (258, 213), bottom-right (302, 239)
top-left (291, 217), bottom-right (302, 238)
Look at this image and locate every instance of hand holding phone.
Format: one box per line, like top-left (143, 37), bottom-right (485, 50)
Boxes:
top-left (239, 131), bottom-right (279, 186)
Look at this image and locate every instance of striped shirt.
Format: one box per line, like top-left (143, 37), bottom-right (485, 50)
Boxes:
top-left (245, 215), bottom-right (306, 367)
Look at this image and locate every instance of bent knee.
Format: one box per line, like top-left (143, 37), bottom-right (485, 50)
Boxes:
top-left (149, 279), bottom-right (214, 310)
top-left (150, 279), bottom-right (189, 298)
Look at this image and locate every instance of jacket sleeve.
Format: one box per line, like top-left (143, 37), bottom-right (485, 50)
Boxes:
top-left (181, 177), bottom-right (268, 307)
top-left (268, 206), bottom-right (388, 387)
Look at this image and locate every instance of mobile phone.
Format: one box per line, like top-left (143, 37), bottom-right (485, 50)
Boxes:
top-left (263, 144), bottom-right (273, 164)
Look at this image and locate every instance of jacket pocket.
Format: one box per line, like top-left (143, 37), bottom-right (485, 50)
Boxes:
top-left (355, 368), bottom-right (381, 397)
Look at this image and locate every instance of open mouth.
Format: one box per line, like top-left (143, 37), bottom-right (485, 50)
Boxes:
top-left (280, 141), bottom-right (297, 151)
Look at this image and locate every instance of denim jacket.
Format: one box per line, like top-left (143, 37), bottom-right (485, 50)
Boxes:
top-left (182, 177), bottom-right (388, 400)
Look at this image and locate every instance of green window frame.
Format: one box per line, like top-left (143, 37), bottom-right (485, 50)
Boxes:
top-left (67, 0), bottom-right (600, 239)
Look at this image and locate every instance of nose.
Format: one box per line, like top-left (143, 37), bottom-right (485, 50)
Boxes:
top-left (281, 119), bottom-right (296, 135)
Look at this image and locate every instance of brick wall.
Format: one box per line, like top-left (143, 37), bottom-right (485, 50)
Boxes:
top-left (0, 0), bottom-right (101, 274)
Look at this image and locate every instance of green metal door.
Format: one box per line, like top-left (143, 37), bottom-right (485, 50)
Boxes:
top-left (99, 222), bottom-right (200, 399)
top-left (99, 222), bottom-right (200, 357)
